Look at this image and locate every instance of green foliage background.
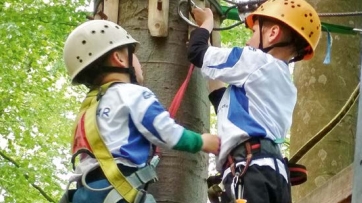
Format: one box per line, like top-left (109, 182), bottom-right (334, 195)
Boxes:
top-left (0, 1), bottom-right (90, 202)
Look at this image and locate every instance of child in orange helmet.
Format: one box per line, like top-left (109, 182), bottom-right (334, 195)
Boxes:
top-left (188, 0), bottom-right (321, 202)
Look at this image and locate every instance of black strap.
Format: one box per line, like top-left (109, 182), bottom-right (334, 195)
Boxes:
top-left (258, 18), bottom-right (263, 50)
top-left (258, 18), bottom-right (291, 53)
top-left (127, 45), bottom-right (138, 84)
top-left (82, 164), bottom-right (138, 185)
top-left (100, 66), bottom-right (133, 74)
top-left (287, 162), bottom-right (308, 186)
top-left (260, 41), bottom-right (292, 53)
top-left (257, 17), bottom-right (308, 63)
top-left (71, 149), bottom-right (95, 170)
top-left (98, 45), bottom-right (137, 84)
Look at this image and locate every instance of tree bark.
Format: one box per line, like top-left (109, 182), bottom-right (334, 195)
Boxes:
top-left (117, 1), bottom-right (210, 202)
top-left (290, 0), bottom-right (362, 201)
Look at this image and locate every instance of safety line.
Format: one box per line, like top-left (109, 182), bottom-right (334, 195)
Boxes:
top-left (289, 83), bottom-right (360, 164)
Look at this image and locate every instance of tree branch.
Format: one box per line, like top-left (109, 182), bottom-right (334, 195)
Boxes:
top-left (0, 150), bottom-right (56, 202)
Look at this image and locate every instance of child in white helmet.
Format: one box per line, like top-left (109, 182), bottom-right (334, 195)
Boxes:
top-left (62, 20), bottom-right (220, 203)
top-left (187, 0), bottom-right (321, 202)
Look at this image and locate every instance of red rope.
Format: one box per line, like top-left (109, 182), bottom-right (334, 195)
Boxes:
top-left (154, 64), bottom-right (195, 155)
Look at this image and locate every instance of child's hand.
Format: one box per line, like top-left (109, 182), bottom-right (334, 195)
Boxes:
top-left (201, 133), bottom-right (220, 155)
top-left (192, 7), bottom-right (214, 32)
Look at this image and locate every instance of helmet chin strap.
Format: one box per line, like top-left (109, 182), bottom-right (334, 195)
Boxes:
top-left (258, 18), bottom-right (295, 63)
top-left (100, 45), bottom-right (138, 84)
top-left (127, 45), bottom-right (138, 84)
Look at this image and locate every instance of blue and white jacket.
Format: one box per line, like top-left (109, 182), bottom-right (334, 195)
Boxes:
top-left (76, 83), bottom-right (203, 171)
top-left (188, 28), bottom-right (297, 181)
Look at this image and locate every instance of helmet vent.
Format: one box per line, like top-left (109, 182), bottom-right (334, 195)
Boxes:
top-left (101, 30), bottom-right (105, 33)
top-left (281, 14), bottom-right (285, 17)
top-left (297, 4), bottom-right (301, 7)
top-left (76, 56), bottom-right (83, 63)
top-left (284, 2), bottom-right (288, 5)
top-left (92, 30), bottom-right (96, 34)
top-left (104, 25), bottom-right (109, 28)
top-left (301, 27), bottom-right (305, 30)
top-left (82, 40), bottom-right (86, 44)
top-left (115, 26), bottom-right (119, 29)
top-left (110, 41), bottom-right (113, 44)
top-left (89, 53), bottom-right (92, 56)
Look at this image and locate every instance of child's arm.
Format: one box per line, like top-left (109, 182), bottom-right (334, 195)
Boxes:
top-left (127, 87), bottom-right (219, 155)
top-left (188, 27), bottom-right (210, 67)
top-left (208, 80), bottom-right (226, 114)
top-left (187, 8), bottom-right (213, 67)
top-left (188, 8), bottom-right (268, 87)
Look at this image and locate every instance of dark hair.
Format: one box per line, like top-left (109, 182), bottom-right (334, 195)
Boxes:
top-left (73, 46), bottom-right (129, 88)
top-left (73, 55), bottom-right (108, 88)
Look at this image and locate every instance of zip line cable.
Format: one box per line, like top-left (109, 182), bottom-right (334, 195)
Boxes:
top-left (319, 11), bottom-right (362, 17)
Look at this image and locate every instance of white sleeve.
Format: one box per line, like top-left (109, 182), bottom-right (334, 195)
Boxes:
top-left (124, 87), bottom-right (184, 149)
top-left (201, 46), bottom-right (270, 87)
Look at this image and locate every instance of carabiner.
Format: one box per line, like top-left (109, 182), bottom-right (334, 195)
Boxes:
top-left (189, 0), bottom-right (201, 9)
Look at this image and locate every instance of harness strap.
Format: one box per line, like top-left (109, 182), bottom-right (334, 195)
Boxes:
top-left (103, 165), bottom-right (158, 203)
top-left (237, 142), bottom-right (253, 178)
top-left (80, 164), bottom-right (158, 192)
top-left (226, 141), bottom-right (256, 177)
top-left (78, 82), bottom-right (138, 203)
top-left (104, 189), bottom-right (157, 203)
top-left (206, 139), bottom-right (308, 203)
top-left (288, 162), bottom-right (307, 186)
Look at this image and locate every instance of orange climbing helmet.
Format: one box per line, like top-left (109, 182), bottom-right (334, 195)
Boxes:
top-left (245, 0), bottom-right (321, 60)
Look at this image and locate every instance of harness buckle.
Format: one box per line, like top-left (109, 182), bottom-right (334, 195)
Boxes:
top-left (150, 155), bottom-right (160, 168)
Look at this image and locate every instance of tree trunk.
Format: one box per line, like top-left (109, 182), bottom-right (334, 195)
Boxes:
top-left (290, 0), bottom-right (361, 201)
top-left (117, 1), bottom-right (210, 202)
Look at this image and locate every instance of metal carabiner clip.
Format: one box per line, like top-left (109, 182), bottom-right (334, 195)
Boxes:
top-left (189, 0), bottom-right (201, 9)
top-left (178, 0), bottom-right (199, 28)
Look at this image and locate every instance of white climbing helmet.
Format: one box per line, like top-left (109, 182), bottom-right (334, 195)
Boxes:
top-left (63, 20), bottom-right (140, 84)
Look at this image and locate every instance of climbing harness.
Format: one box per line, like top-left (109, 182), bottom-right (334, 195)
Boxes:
top-left (60, 82), bottom-right (159, 203)
top-left (207, 138), bottom-right (307, 203)
top-left (60, 62), bottom-right (197, 203)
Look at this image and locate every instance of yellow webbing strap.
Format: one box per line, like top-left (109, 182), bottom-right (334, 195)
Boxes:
top-left (75, 82), bottom-right (138, 203)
